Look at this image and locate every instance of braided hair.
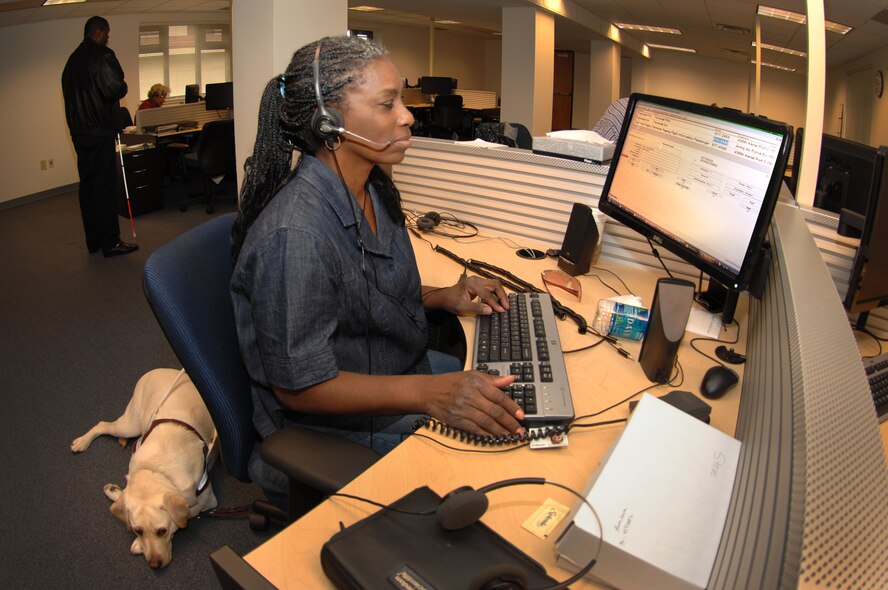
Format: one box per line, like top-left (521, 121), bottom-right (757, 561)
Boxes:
top-left (231, 35), bottom-right (405, 263)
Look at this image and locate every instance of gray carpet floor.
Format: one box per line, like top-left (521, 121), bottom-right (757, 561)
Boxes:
top-left (0, 179), bottom-right (274, 589)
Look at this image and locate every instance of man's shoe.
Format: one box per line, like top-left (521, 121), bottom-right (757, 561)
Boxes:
top-left (102, 241), bottom-right (139, 257)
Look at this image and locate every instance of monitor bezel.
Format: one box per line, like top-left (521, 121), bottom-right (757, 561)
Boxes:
top-left (597, 93), bottom-right (792, 291)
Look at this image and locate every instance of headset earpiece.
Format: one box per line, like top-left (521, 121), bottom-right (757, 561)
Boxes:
top-left (436, 486), bottom-right (490, 531)
top-left (470, 564), bottom-right (529, 590)
top-left (311, 42), bottom-right (343, 142)
top-left (417, 211), bottom-right (442, 231)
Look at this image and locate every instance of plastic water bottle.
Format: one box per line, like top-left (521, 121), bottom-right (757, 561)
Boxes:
top-left (592, 299), bottom-right (649, 341)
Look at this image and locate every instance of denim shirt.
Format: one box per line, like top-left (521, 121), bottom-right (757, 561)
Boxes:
top-left (231, 155), bottom-right (430, 438)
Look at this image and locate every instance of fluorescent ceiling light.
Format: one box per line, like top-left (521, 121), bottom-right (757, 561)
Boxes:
top-left (750, 60), bottom-right (797, 72)
top-left (615, 23), bottom-right (682, 35)
top-left (349, 5), bottom-right (384, 11)
top-left (757, 5), bottom-right (852, 35)
top-left (752, 41), bottom-right (807, 58)
top-left (647, 43), bottom-right (696, 53)
top-left (42, 0), bottom-right (87, 5)
top-left (434, 20), bottom-right (460, 25)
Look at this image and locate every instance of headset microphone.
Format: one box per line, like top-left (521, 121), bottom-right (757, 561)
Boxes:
top-left (318, 122), bottom-right (393, 150)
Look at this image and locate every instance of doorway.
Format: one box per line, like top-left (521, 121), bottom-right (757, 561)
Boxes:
top-left (552, 50), bottom-right (574, 131)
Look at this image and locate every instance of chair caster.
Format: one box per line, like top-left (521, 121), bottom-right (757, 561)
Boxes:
top-left (179, 203), bottom-right (188, 212)
top-left (249, 512), bottom-right (269, 532)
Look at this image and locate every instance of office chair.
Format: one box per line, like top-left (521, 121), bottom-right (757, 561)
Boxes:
top-left (180, 119), bottom-right (237, 214)
top-left (431, 94), bottom-right (465, 140)
top-left (143, 213), bottom-right (381, 530)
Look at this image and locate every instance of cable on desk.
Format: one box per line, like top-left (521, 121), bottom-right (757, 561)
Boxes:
top-left (589, 264), bottom-right (636, 297)
top-left (689, 319), bottom-right (741, 367)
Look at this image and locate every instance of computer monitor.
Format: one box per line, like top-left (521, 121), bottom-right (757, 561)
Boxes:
top-left (597, 93), bottom-right (792, 322)
top-left (813, 134), bottom-right (881, 238)
top-left (205, 82), bottom-right (233, 110)
top-left (185, 84), bottom-right (201, 103)
top-left (844, 147), bottom-right (888, 327)
top-left (420, 76), bottom-right (455, 96)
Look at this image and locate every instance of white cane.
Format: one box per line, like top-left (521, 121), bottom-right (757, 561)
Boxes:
top-left (116, 132), bottom-right (137, 238)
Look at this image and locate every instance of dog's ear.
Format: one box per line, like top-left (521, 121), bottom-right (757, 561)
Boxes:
top-left (164, 494), bottom-right (190, 529)
top-left (109, 492), bottom-right (129, 529)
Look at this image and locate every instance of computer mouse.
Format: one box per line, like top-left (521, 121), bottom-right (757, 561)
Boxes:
top-left (700, 365), bottom-right (739, 400)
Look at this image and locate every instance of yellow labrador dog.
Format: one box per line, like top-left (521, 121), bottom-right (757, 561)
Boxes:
top-left (71, 368), bottom-right (218, 568)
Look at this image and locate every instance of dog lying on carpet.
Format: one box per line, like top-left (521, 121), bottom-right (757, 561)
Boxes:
top-left (71, 368), bottom-right (218, 568)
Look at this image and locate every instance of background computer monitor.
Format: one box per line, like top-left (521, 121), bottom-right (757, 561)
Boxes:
top-left (597, 93), bottom-right (791, 320)
top-left (204, 82), bottom-right (233, 110)
top-left (813, 134), bottom-right (880, 238)
top-left (185, 84), bottom-right (201, 103)
top-left (420, 76), bottom-right (455, 96)
top-left (844, 147), bottom-right (888, 326)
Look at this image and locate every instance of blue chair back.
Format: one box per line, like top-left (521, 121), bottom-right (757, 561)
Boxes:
top-left (143, 213), bottom-right (256, 481)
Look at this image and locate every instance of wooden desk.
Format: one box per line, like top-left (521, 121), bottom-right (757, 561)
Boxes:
top-left (242, 233), bottom-right (747, 588)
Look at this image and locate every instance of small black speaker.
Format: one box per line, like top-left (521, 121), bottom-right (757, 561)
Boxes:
top-left (557, 203), bottom-right (600, 276)
top-left (639, 278), bottom-right (695, 383)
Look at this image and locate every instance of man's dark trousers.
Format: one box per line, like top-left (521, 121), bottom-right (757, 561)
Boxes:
top-left (72, 134), bottom-right (120, 252)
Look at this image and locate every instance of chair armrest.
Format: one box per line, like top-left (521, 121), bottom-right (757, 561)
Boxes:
top-left (259, 426), bottom-right (382, 495)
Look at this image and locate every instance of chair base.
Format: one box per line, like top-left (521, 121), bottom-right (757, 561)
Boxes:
top-left (179, 178), bottom-right (237, 214)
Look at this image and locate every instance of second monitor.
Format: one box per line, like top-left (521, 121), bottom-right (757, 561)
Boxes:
top-left (420, 76), bottom-right (456, 96)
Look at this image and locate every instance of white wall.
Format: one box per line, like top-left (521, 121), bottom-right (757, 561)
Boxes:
top-left (629, 50), bottom-right (808, 132)
top-left (349, 19), bottom-right (498, 93)
top-left (0, 12), bottom-right (228, 206)
top-left (825, 45), bottom-right (888, 147)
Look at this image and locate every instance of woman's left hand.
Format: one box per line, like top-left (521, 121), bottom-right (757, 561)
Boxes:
top-left (423, 275), bottom-right (509, 316)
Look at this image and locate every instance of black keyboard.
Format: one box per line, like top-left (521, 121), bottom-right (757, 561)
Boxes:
top-left (863, 352), bottom-right (888, 422)
top-left (472, 292), bottom-right (574, 423)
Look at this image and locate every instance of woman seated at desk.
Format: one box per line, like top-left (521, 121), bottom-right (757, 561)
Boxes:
top-left (138, 83), bottom-right (169, 110)
top-left (230, 35), bottom-right (525, 494)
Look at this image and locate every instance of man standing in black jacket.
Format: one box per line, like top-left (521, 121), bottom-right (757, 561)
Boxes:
top-left (62, 16), bottom-right (137, 257)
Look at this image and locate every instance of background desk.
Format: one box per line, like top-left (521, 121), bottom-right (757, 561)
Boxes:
top-left (243, 234), bottom-right (746, 589)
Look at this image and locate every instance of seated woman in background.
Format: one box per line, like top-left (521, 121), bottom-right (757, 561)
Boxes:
top-left (230, 35), bottom-right (525, 495)
top-left (138, 83), bottom-right (170, 110)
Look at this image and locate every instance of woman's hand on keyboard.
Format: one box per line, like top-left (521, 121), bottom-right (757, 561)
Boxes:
top-left (423, 275), bottom-right (509, 316)
top-left (425, 371), bottom-right (526, 437)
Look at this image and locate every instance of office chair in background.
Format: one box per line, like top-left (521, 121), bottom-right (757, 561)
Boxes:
top-left (430, 94), bottom-right (465, 140)
top-left (473, 121), bottom-right (532, 149)
top-left (143, 213), bottom-right (381, 530)
top-left (180, 119), bottom-right (237, 214)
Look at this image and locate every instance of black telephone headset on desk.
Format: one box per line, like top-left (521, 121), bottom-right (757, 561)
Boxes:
top-left (325, 477), bottom-right (602, 590)
top-left (415, 210), bottom-right (479, 238)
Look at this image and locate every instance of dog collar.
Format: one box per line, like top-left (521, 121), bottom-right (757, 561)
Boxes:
top-left (133, 418), bottom-right (211, 496)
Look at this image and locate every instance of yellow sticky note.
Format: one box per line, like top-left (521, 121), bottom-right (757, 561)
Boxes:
top-left (521, 498), bottom-right (570, 540)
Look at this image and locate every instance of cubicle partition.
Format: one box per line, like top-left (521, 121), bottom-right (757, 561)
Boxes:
top-left (133, 101), bottom-right (232, 133)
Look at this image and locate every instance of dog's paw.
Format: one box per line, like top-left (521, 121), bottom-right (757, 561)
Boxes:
top-left (70, 435), bottom-right (91, 453)
top-left (104, 483), bottom-right (122, 501)
top-left (130, 537), bottom-right (143, 556)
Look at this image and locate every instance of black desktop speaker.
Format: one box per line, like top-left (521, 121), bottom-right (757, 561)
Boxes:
top-left (557, 203), bottom-right (600, 276)
top-left (639, 278), bottom-right (696, 384)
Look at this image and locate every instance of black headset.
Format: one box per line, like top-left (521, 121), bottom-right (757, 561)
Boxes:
top-left (417, 210), bottom-right (442, 231)
top-left (311, 42), bottom-right (344, 144)
top-left (333, 477), bottom-right (601, 590)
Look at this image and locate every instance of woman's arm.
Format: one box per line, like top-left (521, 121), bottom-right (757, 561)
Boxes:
top-left (422, 275), bottom-right (509, 315)
top-left (273, 370), bottom-right (525, 437)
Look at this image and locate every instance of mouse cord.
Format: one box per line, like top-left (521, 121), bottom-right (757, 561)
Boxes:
top-left (689, 319), bottom-right (741, 367)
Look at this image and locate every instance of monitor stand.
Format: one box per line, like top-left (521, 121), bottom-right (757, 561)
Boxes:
top-left (695, 279), bottom-right (739, 326)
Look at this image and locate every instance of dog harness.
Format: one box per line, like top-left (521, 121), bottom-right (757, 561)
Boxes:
top-left (133, 418), bottom-right (212, 496)
top-left (132, 369), bottom-right (212, 497)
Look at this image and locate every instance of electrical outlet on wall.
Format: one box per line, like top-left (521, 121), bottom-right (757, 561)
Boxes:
top-left (40, 160), bottom-right (47, 171)
top-left (48, 159), bottom-right (54, 168)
